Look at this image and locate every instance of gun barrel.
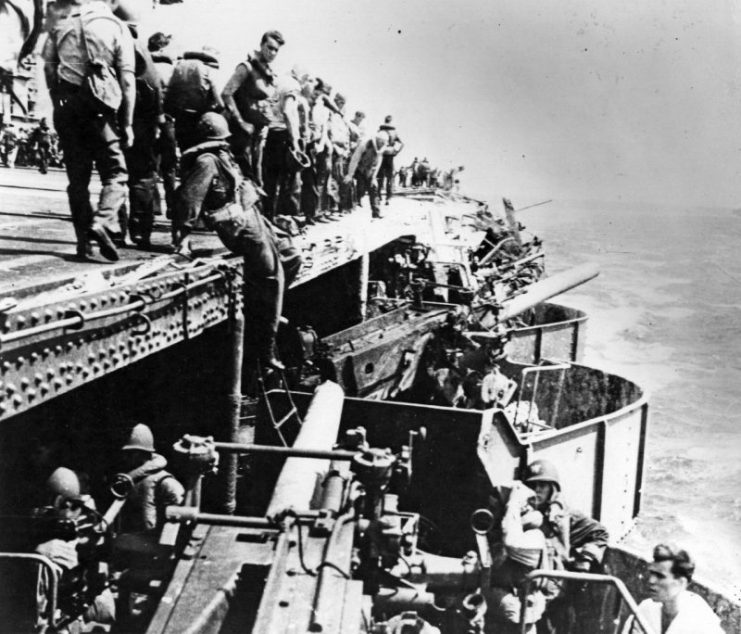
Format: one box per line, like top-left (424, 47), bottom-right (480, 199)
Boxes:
top-left (498, 262), bottom-right (599, 322)
top-left (266, 381), bottom-right (345, 518)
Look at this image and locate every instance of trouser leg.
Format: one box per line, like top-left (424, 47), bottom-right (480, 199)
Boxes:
top-left (243, 238), bottom-right (285, 368)
top-left (315, 150), bottom-right (330, 212)
top-left (39, 146), bottom-right (49, 173)
top-left (264, 130), bottom-right (299, 219)
top-left (357, 172), bottom-right (379, 216)
top-left (365, 174), bottom-right (381, 216)
top-left (276, 167), bottom-right (299, 217)
top-left (55, 99), bottom-right (95, 255)
top-left (336, 157), bottom-right (351, 212)
top-left (300, 163), bottom-right (319, 222)
top-left (261, 131), bottom-right (283, 220)
top-left (93, 110), bottom-right (129, 235)
top-left (156, 115), bottom-right (178, 216)
top-left (228, 123), bottom-right (254, 180)
top-left (379, 157), bottom-right (394, 200)
top-left (126, 121), bottom-right (159, 245)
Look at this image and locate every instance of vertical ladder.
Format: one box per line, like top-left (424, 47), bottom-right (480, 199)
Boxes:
top-left (257, 366), bottom-right (304, 446)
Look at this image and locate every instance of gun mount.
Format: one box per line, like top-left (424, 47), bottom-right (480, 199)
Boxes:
top-left (294, 263), bottom-right (598, 413)
top-left (146, 423), bottom-right (493, 634)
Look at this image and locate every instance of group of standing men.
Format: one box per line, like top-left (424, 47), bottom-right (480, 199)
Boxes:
top-left (42, 0), bottom-right (158, 260)
top-left (42, 3), bottom-right (403, 368)
top-left (42, 3), bottom-right (404, 264)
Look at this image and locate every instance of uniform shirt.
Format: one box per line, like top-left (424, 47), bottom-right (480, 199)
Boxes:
top-left (32, 124), bottom-right (52, 147)
top-left (42, 0), bottom-right (134, 87)
top-left (310, 94), bottom-right (331, 151)
top-left (382, 128), bottom-right (402, 156)
top-left (295, 93), bottom-right (312, 144)
top-left (133, 39), bottom-right (162, 120)
top-left (175, 144), bottom-right (237, 224)
top-left (329, 111), bottom-right (350, 155)
top-left (151, 53), bottom-right (174, 94)
top-left (347, 120), bottom-right (365, 149)
top-left (347, 132), bottom-right (388, 179)
top-left (264, 75), bottom-right (300, 132)
top-left (119, 453), bottom-right (184, 533)
top-left (624, 591), bottom-right (724, 634)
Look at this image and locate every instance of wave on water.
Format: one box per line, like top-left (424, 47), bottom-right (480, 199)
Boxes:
top-left (521, 198), bottom-right (741, 596)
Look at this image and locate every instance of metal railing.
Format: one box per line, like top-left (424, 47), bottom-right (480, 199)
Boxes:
top-left (519, 569), bottom-right (655, 634)
top-left (0, 552), bottom-right (60, 628)
top-left (516, 362), bottom-right (571, 430)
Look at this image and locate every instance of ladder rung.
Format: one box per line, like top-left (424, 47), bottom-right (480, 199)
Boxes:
top-left (274, 407), bottom-right (298, 429)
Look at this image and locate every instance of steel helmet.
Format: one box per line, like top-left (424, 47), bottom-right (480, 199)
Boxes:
top-left (112, 0), bottom-right (142, 26)
top-left (46, 467), bottom-right (81, 500)
top-left (196, 113), bottom-right (230, 141)
top-left (122, 423), bottom-right (155, 452)
top-left (524, 459), bottom-right (560, 491)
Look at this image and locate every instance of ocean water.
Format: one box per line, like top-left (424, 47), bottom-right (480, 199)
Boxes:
top-left (516, 199), bottom-right (741, 596)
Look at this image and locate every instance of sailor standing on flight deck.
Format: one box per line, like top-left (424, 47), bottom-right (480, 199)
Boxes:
top-left (376, 115), bottom-right (404, 205)
top-left (221, 30), bottom-right (285, 182)
top-left (164, 44), bottom-right (223, 153)
top-left (345, 129), bottom-right (389, 219)
top-left (42, 0), bottom-right (136, 261)
top-left (148, 31), bottom-right (178, 219)
top-left (260, 72), bottom-right (304, 220)
top-left (115, 3), bottom-right (163, 249)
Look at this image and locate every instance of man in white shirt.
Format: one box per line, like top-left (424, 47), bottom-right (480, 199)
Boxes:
top-left (624, 543), bottom-right (723, 634)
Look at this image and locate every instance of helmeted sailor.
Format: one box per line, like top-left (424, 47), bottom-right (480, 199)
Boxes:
top-left (34, 467), bottom-right (116, 627)
top-left (522, 459), bottom-right (610, 633)
top-left (117, 423), bottom-right (184, 534)
top-left (486, 480), bottom-right (548, 633)
top-left (172, 112), bottom-right (301, 370)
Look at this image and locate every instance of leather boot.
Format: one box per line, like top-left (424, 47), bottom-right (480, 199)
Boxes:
top-left (260, 337), bottom-right (285, 372)
top-left (89, 223), bottom-right (119, 261)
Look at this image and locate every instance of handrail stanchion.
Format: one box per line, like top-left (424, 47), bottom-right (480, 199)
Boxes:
top-left (518, 569), bottom-right (656, 634)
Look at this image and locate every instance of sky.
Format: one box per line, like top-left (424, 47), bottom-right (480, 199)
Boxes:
top-left (128, 0), bottom-right (740, 207)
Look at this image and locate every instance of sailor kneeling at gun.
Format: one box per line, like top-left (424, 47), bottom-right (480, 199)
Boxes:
top-left (34, 467), bottom-right (116, 628)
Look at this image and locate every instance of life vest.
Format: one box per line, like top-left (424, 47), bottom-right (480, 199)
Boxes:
top-left (232, 52), bottom-right (276, 127)
top-left (164, 57), bottom-right (214, 115)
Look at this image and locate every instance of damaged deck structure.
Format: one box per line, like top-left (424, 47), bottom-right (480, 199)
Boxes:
top-left (0, 189), bottom-right (492, 423)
